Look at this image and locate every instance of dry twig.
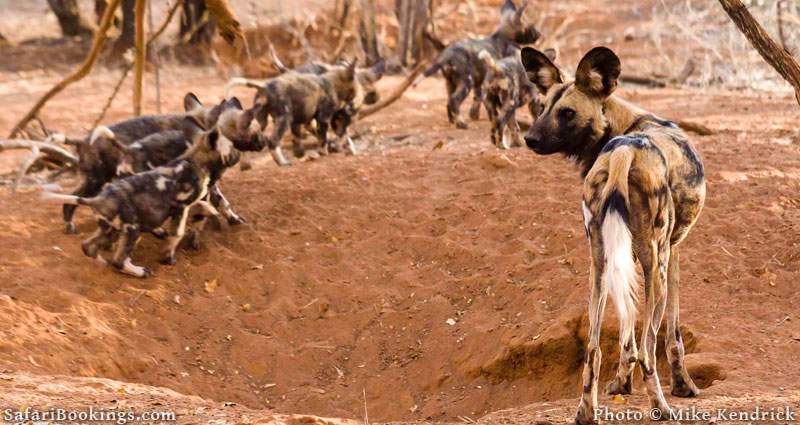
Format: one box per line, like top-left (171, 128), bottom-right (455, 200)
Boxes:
top-left (358, 62), bottom-right (426, 118)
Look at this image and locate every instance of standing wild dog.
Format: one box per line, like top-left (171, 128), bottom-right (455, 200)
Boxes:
top-left (521, 46), bottom-right (705, 424)
top-left (478, 48), bottom-right (545, 149)
top-left (420, 0), bottom-right (540, 129)
top-left (43, 117), bottom-right (240, 277)
top-left (63, 94), bottom-right (263, 234)
top-left (224, 53), bottom-right (385, 158)
top-left (246, 60), bottom-right (361, 166)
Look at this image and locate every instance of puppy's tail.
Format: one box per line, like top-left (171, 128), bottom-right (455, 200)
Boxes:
top-left (478, 50), bottom-right (501, 75)
top-left (224, 77), bottom-right (265, 98)
top-left (595, 146), bottom-right (638, 343)
top-left (41, 184), bottom-right (92, 206)
top-left (267, 42), bottom-right (290, 73)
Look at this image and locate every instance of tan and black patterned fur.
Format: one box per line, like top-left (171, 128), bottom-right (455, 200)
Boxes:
top-left (521, 46), bottom-right (705, 424)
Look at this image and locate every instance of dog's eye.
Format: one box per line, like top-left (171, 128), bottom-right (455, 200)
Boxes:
top-left (559, 108), bottom-right (576, 120)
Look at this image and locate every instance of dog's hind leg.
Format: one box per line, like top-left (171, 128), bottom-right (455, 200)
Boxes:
top-left (665, 247), bottom-right (700, 397)
top-left (290, 124), bottom-right (307, 160)
top-left (81, 220), bottom-right (114, 264)
top-left (269, 112), bottom-right (292, 166)
top-left (469, 80), bottom-right (484, 121)
top-left (63, 178), bottom-right (101, 234)
top-left (575, 233), bottom-right (608, 425)
top-left (445, 74), bottom-right (471, 129)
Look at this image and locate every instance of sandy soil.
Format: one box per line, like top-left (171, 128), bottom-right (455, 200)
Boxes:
top-left (1, 0), bottom-right (800, 424)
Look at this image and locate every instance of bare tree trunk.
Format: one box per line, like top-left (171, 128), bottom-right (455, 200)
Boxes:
top-left (395, 0), bottom-right (430, 67)
top-left (359, 0), bottom-right (380, 65)
top-left (718, 0), bottom-right (800, 106)
top-left (112, 0), bottom-right (136, 57)
top-left (47, 0), bottom-right (94, 37)
top-left (133, 0), bottom-right (146, 116)
top-left (180, 0), bottom-right (215, 45)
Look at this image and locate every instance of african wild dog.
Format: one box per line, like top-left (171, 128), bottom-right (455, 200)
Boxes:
top-left (419, 0), bottom-right (540, 129)
top-left (239, 60), bottom-right (361, 166)
top-left (63, 94), bottom-right (263, 234)
top-left (43, 117), bottom-right (240, 277)
top-left (224, 52), bottom-right (385, 158)
top-left (521, 46), bottom-right (705, 424)
top-left (478, 48), bottom-right (548, 149)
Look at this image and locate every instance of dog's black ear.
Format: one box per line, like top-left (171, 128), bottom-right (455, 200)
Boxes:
top-left (182, 116), bottom-right (205, 143)
top-left (225, 96), bottom-right (244, 110)
top-left (521, 47), bottom-right (563, 94)
top-left (345, 59), bottom-right (358, 80)
top-left (575, 46), bottom-right (621, 98)
top-left (184, 92), bottom-right (203, 112)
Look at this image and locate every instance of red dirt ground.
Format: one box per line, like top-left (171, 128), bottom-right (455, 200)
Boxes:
top-left (1, 1), bottom-right (800, 424)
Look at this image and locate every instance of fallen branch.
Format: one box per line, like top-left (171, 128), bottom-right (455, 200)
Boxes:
top-left (620, 74), bottom-right (667, 88)
top-left (8, 0), bottom-right (122, 138)
top-left (358, 62), bottom-right (426, 119)
top-left (12, 145), bottom-right (40, 192)
top-left (0, 138), bottom-right (78, 165)
top-left (717, 0), bottom-right (800, 106)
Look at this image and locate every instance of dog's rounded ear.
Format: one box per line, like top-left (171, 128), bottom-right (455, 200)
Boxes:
top-left (515, 0), bottom-right (529, 23)
top-left (184, 92), bottom-right (203, 112)
top-left (575, 46), bottom-right (621, 98)
top-left (521, 47), bottom-right (563, 94)
top-left (543, 47), bottom-right (557, 62)
top-left (346, 59), bottom-right (358, 80)
top-left (237, 106), bottom-right (256, 131)
top-left (225, 96), bottom-right (244, 110)
top-left (500, 0), bottom-right (517, 16)
top-left (182, 116), bottom-right (206, 143)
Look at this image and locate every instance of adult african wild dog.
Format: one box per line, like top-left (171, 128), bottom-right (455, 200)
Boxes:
top-left (521, 46), bottom-right (705, 424)
top-left (224, 53), bottom-right (385, 160)
top-left (420, 0), bottom-right (539, 129)
top-left (243, 60), bottom-right (361, 166)
top-left (63, 93), bottom-right (263, 234)
top-left (478, 48), bottom-right (549, 149)
top-left (43, 117), bottom-right (240, 277)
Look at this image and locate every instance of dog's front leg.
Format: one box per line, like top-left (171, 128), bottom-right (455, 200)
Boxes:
top-left (112, 224), bottom-right (150, 277)
top-left (160, 208), bottom-right (189, 265)
top-left (315, 119), bottom-right (331, 156)
top-left (209, 184), bottom-right (244, 225)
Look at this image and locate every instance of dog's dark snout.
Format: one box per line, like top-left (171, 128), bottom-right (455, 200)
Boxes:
top-left (525, 136), bottom-right (539, 150)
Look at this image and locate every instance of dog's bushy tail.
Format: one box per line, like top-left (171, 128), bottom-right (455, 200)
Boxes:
top-left (597, 146), bottom-right (638, 342)
top-left (223, 77), bottom-right (265, 99)
top-left (41, 184), bottom-right (92, 206)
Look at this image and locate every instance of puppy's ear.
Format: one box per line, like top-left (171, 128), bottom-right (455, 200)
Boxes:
top-left (575, 46), bottom-right (621, 98)
top-left (500, 0), bottom-right (517, 16)
top-left (237, 107), bottom-right (256, 131)
top-left (543, 47), bottom-right (557, 62)
top-left (184, 92), bottom-right (203, 112)
top-left (521, 47), bottom-right (563, 94)
top-left (182, 116), bottom-right (206, 143)
top-left (225, 96), bottom-right (244, 110)
top-left (345, 59), bottom-right (358, 80)
top-left (515, 0), bottom-right (529, 22)
top-left (369, 59), bottom-right (386, 81)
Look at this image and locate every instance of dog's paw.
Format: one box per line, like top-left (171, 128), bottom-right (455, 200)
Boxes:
top-left (455, 120), bottom-right (469, 130)
top-left (159, 255), bottom-right (176, 266)
top-left (64, 222), bottom-right (78, 234)
top-left (151, 228), bottom-right (168, 239)
top-left (227, 215), bottom-right (246, 226)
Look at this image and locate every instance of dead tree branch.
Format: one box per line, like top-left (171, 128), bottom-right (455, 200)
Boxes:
top-left (718, 0), bottom-right (800, 106)
top-left (8, 0), bottom-right (122, 138)
top-left (359, 62), bottom-right (426, 118)
top-left (0, 138), bottom-right (78, 166)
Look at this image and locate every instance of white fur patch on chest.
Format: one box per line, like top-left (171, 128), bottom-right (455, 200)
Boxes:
top-left (156, 176), bottom-right (169, 191)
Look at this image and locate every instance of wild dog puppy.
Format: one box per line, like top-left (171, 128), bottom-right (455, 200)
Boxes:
top-left (478, 48), bottom-right (540, 149)
top-left (420, 0), bottom-right (539, 129)
top-left (225, 53), bottom-right (385, 156)
top-left (521, 46), bottom-right (705, 424)
top-left (246, 60), bottom-right (360, 166)
top-left (43, 117), bottom-right (240, 277)
top-left (63, 94), bottom-right (263, 234)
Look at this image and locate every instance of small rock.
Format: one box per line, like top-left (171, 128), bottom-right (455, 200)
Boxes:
top-left (445, 318), bottom-right (457, 326)
top-left (204, 278), bottom-right (218, 293)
